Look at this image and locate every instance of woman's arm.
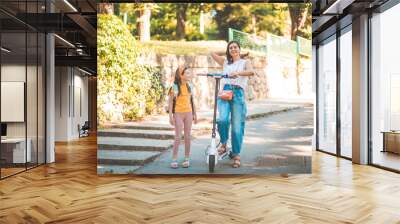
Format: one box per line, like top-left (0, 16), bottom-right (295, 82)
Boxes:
top-left (229, 60), bottom-right (255, 78)
top-left (210, 52), bottom-right (225, 66)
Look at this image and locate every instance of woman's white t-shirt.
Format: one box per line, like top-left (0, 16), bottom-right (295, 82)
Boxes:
top-left (220, 59), bottom-right (248, 90)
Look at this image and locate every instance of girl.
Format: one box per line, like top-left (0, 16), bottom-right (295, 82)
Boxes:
top-left (168, 66), bottom-right (198, 169)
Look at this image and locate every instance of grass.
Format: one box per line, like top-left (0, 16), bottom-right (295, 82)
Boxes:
top-left (139, 40), bottom-right (226, 55)
top-left (139, 40), bottom-right (266, 57)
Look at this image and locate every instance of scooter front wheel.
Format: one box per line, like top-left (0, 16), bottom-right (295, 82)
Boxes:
top-left (208, 155), bottom-right (215, 173)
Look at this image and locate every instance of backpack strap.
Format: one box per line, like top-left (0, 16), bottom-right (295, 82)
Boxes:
top-left (173, 84), bottom-right (179, 97)
top-left (187, 82), bottom-right (192, 93)
top-left (170, 83), bottom-right (195, 116)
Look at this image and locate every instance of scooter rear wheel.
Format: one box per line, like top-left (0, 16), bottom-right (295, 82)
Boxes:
top-left (209, 155), bottom-right (215, 173)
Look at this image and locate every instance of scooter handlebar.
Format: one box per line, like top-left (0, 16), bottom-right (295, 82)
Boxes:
top-left (197, 73), bottom-right (229, 78)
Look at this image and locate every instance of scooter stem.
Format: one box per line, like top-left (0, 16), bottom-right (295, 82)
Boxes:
top-left (212, 78), bottom-right (220, 138)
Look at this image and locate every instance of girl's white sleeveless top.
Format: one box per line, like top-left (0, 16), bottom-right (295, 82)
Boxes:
top-left (220, 59), bottom-right (248, 90)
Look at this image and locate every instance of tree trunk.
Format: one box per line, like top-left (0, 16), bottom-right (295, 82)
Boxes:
top-left (288, 5), bottom-right (308, 96)
top-left (296, 58), bottom-right (302, 95)
top-left (98, 3), bottom-right (114, 14)
top-left (288, 6), bottom-right (308, 40)
top-left (136, 4), bottom-right (151, 42)
top-left (123, 12), bottom-right (127, 24)
top-left (176, 4), bottom-right (188, 40)
top-left (252, 15), bottom-right (256, 34)
top-left (199, 8), bottom-right (204, 34)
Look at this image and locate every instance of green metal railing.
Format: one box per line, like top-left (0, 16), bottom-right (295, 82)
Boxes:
top-left (267, 33), bottom-right (297, 58)
top-left (297, 35), bottom-right (312, 57)
top-left (228, 28), bottom-right (311, 58)
top-left (228, 28), bottom-right (268, 56)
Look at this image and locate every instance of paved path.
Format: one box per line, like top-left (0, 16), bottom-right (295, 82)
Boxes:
top-left (134, 106), bottom-right (313, 175)
top-left (97, 98), bottom-right (313, 174)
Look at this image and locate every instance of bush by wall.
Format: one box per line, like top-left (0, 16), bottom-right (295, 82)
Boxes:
top-left (143, 65), bottom-right (165, 114)
top-left (97, 14), bottom-right (164, 123)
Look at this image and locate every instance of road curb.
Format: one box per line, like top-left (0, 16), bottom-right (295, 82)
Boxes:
top-left (245, 106), bottom-right (303, 121)
top-left (198, 105), bottom-right (304, 125)
top-left (104, 105), bottom-right (305, 133)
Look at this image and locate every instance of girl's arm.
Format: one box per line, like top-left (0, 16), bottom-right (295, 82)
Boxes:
top-left (168, 90), bottom-right (174, 125)
top-left (192, 99), bottom-right (198, 124)
top-left (210, 52), bottom-right (225, 66)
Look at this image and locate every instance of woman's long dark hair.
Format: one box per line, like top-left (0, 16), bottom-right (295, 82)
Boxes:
top-left (226, 41), bottom-right (249, 65)
top-left (173, 66), bottom-right (189, 96)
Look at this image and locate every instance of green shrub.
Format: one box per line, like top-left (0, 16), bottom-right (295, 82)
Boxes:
top-left (143, 65), bottom-right (165, 114)
top-left (97, 14), bottom-right (164, 122)
top-left (186, 32), bottom-right (207, 41)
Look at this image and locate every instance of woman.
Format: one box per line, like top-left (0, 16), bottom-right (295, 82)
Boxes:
top-left (210, 41), bottom-right (255, 168)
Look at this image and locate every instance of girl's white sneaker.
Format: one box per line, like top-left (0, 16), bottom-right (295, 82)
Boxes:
top-left (181, 158), bottom-right (190, 168)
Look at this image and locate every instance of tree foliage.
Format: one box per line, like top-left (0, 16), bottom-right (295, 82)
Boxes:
top-left (108, 5), bottom-right (312, 57)
top-left (212, 3), bottom-right (252, 40)
top-left (97, 14), bottom-right (164, 122)
top-left (114, 3), bottom-right (311, 41)
top-left (288, 3), bottom-right (312, 40)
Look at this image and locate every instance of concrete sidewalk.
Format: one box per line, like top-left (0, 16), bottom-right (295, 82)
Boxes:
top-left (97, 98), bottom-right (313, 174)
top-left (134, 106), bottom-right (313, 174)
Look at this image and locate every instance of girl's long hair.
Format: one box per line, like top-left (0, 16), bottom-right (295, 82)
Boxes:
top-left (226, 41), bottom-right (249, 65)
top-left (173, 66), bottom-right (188, 96)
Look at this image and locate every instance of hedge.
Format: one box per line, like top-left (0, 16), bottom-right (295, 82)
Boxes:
top-left (97, 14), bottom-right (164, 122)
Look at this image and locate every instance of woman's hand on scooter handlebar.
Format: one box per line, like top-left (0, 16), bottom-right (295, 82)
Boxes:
top-left (228, 72), bottom-right (239, 79)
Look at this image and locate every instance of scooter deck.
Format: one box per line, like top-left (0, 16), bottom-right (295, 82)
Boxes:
top-left (205, 145), bottom-right (231, 160)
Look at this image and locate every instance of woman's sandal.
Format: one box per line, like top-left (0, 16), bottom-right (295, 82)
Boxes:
top-left (181, 158), bottom-right (190, 168)
top-left (170, 160), bottom-right (178, 169)
top-left (217, 144), bottom-right (228, 156)
top-left (232, 156), bottom-right (241, 168)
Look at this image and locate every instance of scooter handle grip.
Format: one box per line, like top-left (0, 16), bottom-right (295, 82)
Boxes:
top-left (206, 73), bottom-right (229, 78)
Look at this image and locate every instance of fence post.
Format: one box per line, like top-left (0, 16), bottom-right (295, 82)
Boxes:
top-left (228, 28), bottom-right (233, 42)
top-left (295, 36), bottom-right (301, 95)
top-left (265, 33), bottom-right (269, 56)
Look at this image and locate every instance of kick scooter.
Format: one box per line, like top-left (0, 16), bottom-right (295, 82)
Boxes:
top-left (197, 73), bottom-right (232, 173)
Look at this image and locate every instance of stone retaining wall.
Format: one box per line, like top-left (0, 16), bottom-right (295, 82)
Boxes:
top-left (139, 52), bottom-right (312, 110)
